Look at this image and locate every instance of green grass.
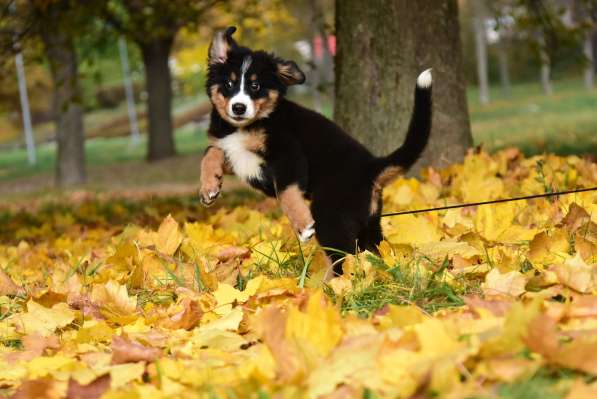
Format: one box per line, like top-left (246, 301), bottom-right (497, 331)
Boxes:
top-left (469, 79), bottom-right (597, 155)
top-left (338, 254), bottom-right (479, 317)
top-left (0, 78), bottom-right (595, 188)
top-left (0, 124), bottom-right (208, 182)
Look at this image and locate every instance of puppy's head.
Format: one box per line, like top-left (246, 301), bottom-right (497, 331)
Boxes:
top-left (206, 26), bottom-right (305, 127)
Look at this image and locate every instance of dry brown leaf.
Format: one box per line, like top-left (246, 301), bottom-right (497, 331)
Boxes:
top-left (66, 375), bottom-right (111, 399)
top-left (111, 335), bottom-right (160, 364)
top-left (163, 297), bottom-right (202, 330)
top-left (561, 203), bottom-right (591, 233)
top-left (0, 268), bottom-right (22, 296)
top-left (12, 378), bottom-right (61, 399)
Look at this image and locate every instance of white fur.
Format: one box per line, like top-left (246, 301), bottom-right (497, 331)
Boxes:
top-left (217, 131), bottom-right (263, 182)
top-left (299, 223), bottom-right (315, 242)
top-left (416, 68), bottom-right (433, 89)
top-left (227, 56), bottom-right (255, 122)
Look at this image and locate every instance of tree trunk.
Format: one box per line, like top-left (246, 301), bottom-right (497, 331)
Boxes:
top-left (593, 31), bottom-right (597, 73)
top-left (334, 0), bottom-right (472, 171)
top-left (473, 0), bottom-right (490, 104)
top-left (42, 27), bottom-right (86, 187)
top-left (584, 31), bottom-right (594, 89)
top-left (538, 33), bottom-right (553, 95)
top-left (497, 41), bottom-right (512, 96)
top-left (140, 38), bottom-right (176, 161)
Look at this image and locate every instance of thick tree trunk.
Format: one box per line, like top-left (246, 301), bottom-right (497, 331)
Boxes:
top-left (334, 0), bottom-right (472, 171)
top-left (42, 28), bottom-right (86, 187)
top-left (140, 38), bottom-right (176, 161)
top-left (473, 1), bottom-right (490, 104)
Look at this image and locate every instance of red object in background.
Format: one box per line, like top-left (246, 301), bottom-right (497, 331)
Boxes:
top-left (312, 35), bottom-right (336, 60)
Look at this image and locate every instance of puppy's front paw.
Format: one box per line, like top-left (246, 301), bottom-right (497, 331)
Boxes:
top-left (199, 176), bottom-right (222, 206)
top-left (298, 223), bottom-right (315, 242)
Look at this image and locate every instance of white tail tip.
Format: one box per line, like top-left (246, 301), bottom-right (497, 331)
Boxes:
top-left (416, 68), bottom-right (433, 89)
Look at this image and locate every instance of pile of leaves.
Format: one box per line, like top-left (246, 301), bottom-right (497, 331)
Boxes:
top-left (0, 149), bottom-right (596, 398)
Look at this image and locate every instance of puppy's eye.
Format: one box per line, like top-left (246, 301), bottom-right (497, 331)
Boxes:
top-left (225, 80), bottom-right (234, 90)
top-left (250, 81), bottom-right (260, 92)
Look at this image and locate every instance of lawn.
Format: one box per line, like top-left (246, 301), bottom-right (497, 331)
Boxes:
top-left (0, 78), bottom-right (595, 195)
top-left (469, 79), bottom-right (597, 155)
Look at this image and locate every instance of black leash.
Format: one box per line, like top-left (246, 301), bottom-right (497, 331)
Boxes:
top-left (380, 186), bottom-right (597, 218)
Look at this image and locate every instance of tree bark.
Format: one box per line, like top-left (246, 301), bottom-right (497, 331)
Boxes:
top-left (334, 0), bottom-right (472, 171)
top-left (140, 37), bottom-right (176, 161)
top-left (42, 27), bottom-right (86, 187)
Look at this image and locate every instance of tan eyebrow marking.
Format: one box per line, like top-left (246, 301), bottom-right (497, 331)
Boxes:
top-left (250, 74), bottom-right (257, 81)
top-left (230, 72), bottom-right (237, 81)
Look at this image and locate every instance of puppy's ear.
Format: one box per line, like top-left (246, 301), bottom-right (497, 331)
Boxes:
top-left (276, 60), bottom-right (305, 86)
top-left (208, 26), bottom-right (238, 65)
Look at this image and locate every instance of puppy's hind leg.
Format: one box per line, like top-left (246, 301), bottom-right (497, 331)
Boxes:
top-left (313, 213), bottom-right (360, 278)
top-left (278, 184), bottom-right (315, 242)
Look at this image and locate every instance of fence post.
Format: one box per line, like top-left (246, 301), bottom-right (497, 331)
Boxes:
top-left (118, 37), bottom-right (141, 145)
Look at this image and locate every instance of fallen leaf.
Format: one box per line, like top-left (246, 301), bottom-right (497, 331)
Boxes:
top-left (552, 254), bottom-right (594, 293)
top-left (90, 281), bottom-right (137, 324)
top-left (12, 378), bottom-right (61, 399)
top-left (66, 375), bottom-right (110, 399)
top-left (12, 300), bottom-right (75, 337)
top-left (0, 268), bottom-right (22, 296)
top-left (155, 215), bottom-right (184, 256)
top-left (482, 269), bottom-right (527, 298)
top-left (111, 335), bottom-right (160, 364)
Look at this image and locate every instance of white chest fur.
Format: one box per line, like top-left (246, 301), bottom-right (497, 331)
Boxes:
top-left (217, 131), bottom-right (264, 182)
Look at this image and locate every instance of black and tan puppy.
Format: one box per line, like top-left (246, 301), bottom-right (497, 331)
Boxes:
top-left (200, 27), bottom-right (432, 275)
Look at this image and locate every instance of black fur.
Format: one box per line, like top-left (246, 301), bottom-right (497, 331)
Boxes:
top-left (204, 27), bottom-right (432, 274)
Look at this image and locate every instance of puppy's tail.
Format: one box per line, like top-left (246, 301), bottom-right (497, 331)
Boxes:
top-left (381, 69), bottom-right (432, 171)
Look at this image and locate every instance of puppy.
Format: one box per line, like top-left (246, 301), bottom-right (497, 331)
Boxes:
top-left (200, 27), bottom-right (432, 275)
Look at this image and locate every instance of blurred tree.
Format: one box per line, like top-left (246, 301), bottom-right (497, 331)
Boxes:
top-left (473, 0), bottom-right (491, 104)
top-left (334, 0), bottom-right (472, 171)
top-left (572, 0), bottom-right (596, 89)
top-left (103, 0), bottom-right (221, 162)
top-left (1, 0), bottom-right (96, 186)
top-left (37, 1), bottom-right (86, 186)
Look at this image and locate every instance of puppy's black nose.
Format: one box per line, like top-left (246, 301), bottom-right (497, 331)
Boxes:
top-left (232, 103), bottom-right (246, 116)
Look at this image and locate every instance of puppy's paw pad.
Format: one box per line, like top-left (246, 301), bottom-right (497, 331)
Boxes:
top-left (299, 224), bottom-right (315, 242)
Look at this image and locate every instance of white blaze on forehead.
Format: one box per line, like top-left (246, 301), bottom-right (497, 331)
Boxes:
top-left (241, 55), bottom-right (252, 75)
top-left (227, 55), bottom-right (255, 123)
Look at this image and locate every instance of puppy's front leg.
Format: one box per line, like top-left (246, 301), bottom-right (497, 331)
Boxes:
top-left (278, 184), bottom-right (315, 242)
top-left (199, 145), bottom-right (228, 206)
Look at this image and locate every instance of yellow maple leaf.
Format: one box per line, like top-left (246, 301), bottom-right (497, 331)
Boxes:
top-left (383, 214), bottom-right (442, 245)
top-left (155, 215), bottom-right (183, 256)
top-left (109, 362), bottom-right (146, 389)
top-left (482, 268), bottom-right (527, 298)
top-left (91, 281), bottom-right (137, 324)
top-left (12, 300), bottom-right (75, 337)
top-left (286, 290), bottom-right (343, 361)
top-left (552, 254), bottom-right (595, 293)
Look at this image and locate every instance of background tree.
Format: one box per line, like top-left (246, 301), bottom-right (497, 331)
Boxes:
top-left (103, 0), bottom-right (220, 162)
top-left (473, 0), bottom-right (491, 104)
top-left (35, 1), bottom-right (88, 186)
top-left (2, 0), bottom-right (96, 186)
top-left (334, 0), bottom-right (472, 171)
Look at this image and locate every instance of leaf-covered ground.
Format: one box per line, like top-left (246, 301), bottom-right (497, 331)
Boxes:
top-left (0, 149), bottom-right (596, 399)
